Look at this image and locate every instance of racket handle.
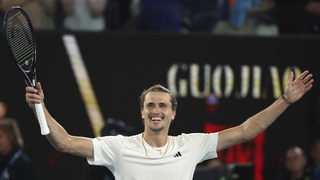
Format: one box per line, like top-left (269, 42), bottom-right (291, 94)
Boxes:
top-left (35, 103), bottom-right (50, 135)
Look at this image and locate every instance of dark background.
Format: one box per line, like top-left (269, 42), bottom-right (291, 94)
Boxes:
top-left (0, 31), bottom-right (319, 180)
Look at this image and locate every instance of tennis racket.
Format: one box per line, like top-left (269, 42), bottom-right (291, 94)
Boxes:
top-left (3, 6), bottom-right (50, 135)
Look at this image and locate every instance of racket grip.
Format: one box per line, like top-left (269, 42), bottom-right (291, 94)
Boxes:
top-left (35, 103), bottom-right (50, 135)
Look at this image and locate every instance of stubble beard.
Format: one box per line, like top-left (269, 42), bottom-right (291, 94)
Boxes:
top-left (144, 117), bottom-right (171, 133)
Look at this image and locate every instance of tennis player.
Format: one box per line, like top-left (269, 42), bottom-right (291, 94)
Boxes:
top-left (25, 70), bottom-right (313, 179)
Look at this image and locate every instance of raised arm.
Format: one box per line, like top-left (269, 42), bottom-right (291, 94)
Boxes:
top-left (26, 82), bottom-right (94, 159)
top-left (217, 70), bottom-right (314, 151)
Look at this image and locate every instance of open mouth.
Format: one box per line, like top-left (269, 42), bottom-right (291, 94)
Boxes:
top-left (151, 117), bottom-right (162, 121)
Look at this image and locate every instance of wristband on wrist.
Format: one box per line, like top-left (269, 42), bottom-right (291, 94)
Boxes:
top-left (282, 95), bottom-right (292, 106)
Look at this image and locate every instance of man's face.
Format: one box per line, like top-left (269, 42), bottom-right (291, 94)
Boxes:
top-left (285, 148), bottom-right (307, 174)
top-left (141, 92), bottom-right (176, 133)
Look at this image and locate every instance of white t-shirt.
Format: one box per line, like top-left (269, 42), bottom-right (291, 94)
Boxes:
top-left (87, 133), bottom-right (219, 180)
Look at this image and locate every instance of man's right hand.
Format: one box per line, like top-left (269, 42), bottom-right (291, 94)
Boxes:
top-left (25, 82), bottom-right (44, 110)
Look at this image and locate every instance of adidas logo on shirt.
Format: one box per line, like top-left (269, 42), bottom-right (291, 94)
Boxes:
top-left (174, 151), bottom-right (182, 158)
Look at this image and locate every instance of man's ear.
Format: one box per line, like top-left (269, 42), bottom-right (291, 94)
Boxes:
top-left (171, 110), bottom-right (176, 120)
top-left (141, 109), bottom-right (144, 119)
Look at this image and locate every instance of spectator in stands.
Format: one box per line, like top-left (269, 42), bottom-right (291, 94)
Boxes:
top-left (0, 0), bottom-right (56, 30)
top-left (213, 0), bottom-right (278, 36)
top-left (0, 118), bottom-right (41, 180)
top-left (309, 138), bottom-right (320, 180)
top-left (125, 0), bottom-right (183, 32)
top-left (60, 0), bottom-right (108, 31)
top-left (275, 146), bottom-right (311, 180)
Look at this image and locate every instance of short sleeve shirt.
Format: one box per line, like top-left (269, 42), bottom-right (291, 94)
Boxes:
top-left (87, 132), bottom-right (219, 180)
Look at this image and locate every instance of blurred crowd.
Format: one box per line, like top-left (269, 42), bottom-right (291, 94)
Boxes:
top-left (192, 139), bottom-right (320, 180)
top-left (274, 140), bottom-right (320, 180)
top-left (1, 0), bottom-right (320, 36)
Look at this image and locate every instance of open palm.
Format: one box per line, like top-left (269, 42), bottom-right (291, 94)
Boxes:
top-left (284, 70), bottom-right (314, 104)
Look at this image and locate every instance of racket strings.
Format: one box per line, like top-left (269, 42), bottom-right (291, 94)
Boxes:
top-left (8, 24), bottom-right (34, 68)
top-left (7, 11), bottom-right (35, 72)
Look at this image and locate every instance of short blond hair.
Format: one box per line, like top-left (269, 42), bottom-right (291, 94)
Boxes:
top-left (0, 118), bottom-right (24, 149)
top-left (140, 84), bottom-right (178, 111)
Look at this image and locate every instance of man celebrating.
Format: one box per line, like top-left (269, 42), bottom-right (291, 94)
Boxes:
top-left (25, 70), bottom-right (313, 179)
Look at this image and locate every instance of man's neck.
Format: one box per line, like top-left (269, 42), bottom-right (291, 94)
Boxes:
top-left (143, 130), bottom-right (168, 147)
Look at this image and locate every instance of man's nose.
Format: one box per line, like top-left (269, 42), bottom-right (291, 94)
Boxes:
top-left (153, 105), bottom-right (160, 114)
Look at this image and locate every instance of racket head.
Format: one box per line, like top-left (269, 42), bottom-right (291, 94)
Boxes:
top-left (3, 6), bottom-right (37, 87)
